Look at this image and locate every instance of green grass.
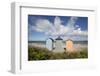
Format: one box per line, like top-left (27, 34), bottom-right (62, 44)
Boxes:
top-left (28, 46), bottom-right (88, 61)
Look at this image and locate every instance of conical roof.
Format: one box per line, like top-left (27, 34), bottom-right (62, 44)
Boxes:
top-left (55, 36), bottom-right (63, 40)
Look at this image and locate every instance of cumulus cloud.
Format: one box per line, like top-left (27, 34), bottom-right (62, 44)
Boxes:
top-left (29, 16), bottom-right (87, 40)
top-left (32, 19), bottom-right (53, 32)
top-left (73, 28), bottom-right (87, 36)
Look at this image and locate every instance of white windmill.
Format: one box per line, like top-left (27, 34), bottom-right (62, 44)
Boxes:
top-left (53, 36), bottom-right (65, 52)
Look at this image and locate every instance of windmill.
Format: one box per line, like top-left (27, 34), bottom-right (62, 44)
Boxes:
top-left (46, 16), bottom-right (78, 52)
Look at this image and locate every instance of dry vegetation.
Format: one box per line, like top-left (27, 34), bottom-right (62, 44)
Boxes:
top-left (28, 46), bottom-right (88, 61)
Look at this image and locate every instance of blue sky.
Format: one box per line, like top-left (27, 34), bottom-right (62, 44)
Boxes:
top-left (28, 15), bottom-right (88, 41)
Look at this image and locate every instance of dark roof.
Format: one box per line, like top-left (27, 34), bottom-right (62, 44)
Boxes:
top-left (46, 38), bottom-right (54, 42)
top-left (49, 38), bottom-right (54, 41)
top-left (55, 36), bottom-right (63, 40)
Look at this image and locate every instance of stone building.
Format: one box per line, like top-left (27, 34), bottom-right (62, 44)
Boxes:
top-left (66, 39), bottom-right (74, 52)
top-left (53, 36), bottom-right (65, 52)
top-left (46, 38), bottom-right (54, 51)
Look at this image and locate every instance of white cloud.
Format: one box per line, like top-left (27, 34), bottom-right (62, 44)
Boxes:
top-left (30, 16), bottom-right (88, 40)
top-left (73, 28), bottom-right (87, 36)
top-left (75, 25), bottom-right (80, 28)
top-left (32, 19), bottom-right (53, 32)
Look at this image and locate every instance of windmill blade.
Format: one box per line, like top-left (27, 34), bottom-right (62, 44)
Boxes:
top-left (67, 17), bottom-right (78, 29)
top-left (54, 16), bottom-right (62, 32)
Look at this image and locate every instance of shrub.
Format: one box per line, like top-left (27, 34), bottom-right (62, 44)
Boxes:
top-left (28, 46), bottom-right (88, 60)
